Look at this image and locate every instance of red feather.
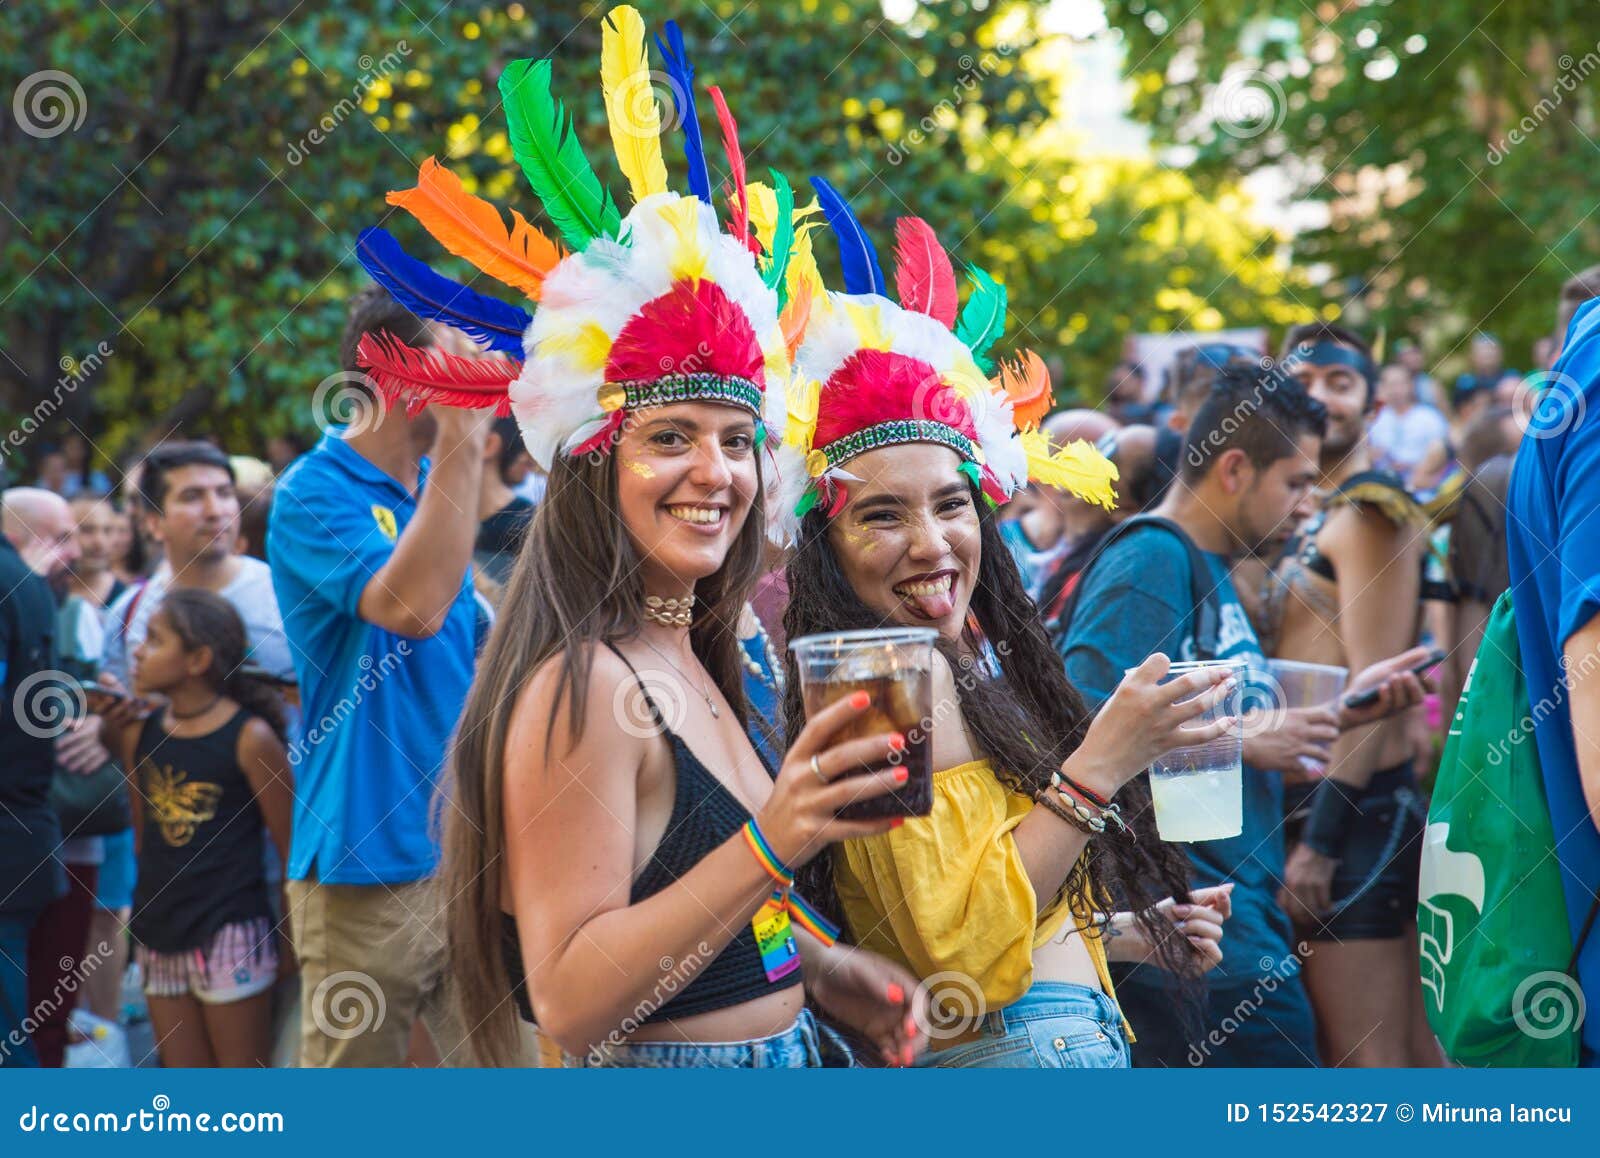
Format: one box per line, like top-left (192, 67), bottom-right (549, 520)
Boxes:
top-left (355, 332), bottom-right (518, 416)
top-left (814, 349), bottom-right (978, 449)
top-left (708, 86), bottom-right (759, 256)
top-left (606, 278), bottom-right (765, 386)
top-left (893, 217), bottom-right (958, 327)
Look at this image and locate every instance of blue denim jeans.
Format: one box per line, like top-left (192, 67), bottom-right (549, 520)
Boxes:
top-left (0, 908), bottom-right (43, 1068)
top-left (918, 982), bottom-right (1131, 1069)
top-left (566, 1009), bottom-right (850, 1068)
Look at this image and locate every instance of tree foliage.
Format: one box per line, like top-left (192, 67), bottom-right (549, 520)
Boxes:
top-left (2, 0), bottom-right (1306, 474)
top-left (1102, 0), bottom-right (1600, 367)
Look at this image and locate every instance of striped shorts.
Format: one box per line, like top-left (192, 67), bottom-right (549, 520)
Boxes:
top-left (136, 917), bottom-right (278, 1005)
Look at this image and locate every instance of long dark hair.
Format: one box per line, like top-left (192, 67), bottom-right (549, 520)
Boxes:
top-left (437, 438), bottom-right (769, 1066)
top-left (782, 485), bottom-right (1200, 986)
top-left (155, 588), bottom-right (287, 741)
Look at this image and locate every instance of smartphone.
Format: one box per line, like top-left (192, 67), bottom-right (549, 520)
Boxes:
top-left (1341, 650), bottom-right (1447, 710)
top-left (78, 680), bottom-right (127, 712)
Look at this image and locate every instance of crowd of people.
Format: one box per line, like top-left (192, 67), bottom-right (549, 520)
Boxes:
top-left (4, 8), bottom-right (1598, 1070)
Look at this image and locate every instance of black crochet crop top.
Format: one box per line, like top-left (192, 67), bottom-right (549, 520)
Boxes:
top-left (503, 645), bottom-right (800, 1029)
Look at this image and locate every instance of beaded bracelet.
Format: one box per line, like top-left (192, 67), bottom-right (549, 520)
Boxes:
top-left (1035, 785), bottom-right (1108, 835)
top-left (1052, 774), bottom-right (1133, 841)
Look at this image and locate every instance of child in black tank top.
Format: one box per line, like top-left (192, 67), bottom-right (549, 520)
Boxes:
top-left (104, 589), bottom-right (295, 1068)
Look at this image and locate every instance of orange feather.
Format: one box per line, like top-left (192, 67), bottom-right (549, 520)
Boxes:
top-left (780, 280), bottom-right (813, 360)
top-left (999, 349), bottom-right (1053, 431)
top-left (386, 157), bottom-right (564, 301)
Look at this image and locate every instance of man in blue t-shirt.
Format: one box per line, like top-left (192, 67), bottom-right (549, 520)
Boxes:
top-left (269, 286), bottom-right (490, 1066)
top-left (1506, 270), bottom-right (1600, 1068)
top-left (1060, 362), bottom-right (1336, 1066)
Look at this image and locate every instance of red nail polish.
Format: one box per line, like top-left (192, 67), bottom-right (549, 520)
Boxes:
top-left (893, 768), bottom-right (909, 783)
top-left (850, 691), bottom-right (870, 710)
top-left (887, 983), bottom-right (905, 1004)
top-left (890, 817), bottom-right (905, 828)
top-left (889, 732), bottom-right (906, 751)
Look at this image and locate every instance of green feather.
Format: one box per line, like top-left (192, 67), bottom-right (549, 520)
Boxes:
top-left (957, 460), bottom-right (981, 488)
top-left (794, 487), bottom-right (820, 518)
top-left (953, 265), bottom-right (1007, 373)
top-left (499, 58), bottom-right (622, 250)
top-left (762, 169), bottom-right (795, 310)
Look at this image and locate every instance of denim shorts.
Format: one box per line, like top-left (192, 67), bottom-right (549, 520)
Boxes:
top-left (565, 1009), bottom-right (852, 1069)
top-left (918, 982), bottom-right (1130, 1069)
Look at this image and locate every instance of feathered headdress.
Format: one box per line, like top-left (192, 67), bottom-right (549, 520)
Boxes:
top-left (349, 7), bottom-right (810, 507)
top-left (772, 182), bottom-right (1119, 536)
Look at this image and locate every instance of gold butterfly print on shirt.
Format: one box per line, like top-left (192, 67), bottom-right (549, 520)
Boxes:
top-left (142, 762), bottom-right (223, 848)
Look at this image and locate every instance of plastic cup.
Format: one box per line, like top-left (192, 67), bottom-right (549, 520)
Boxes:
top-left (789, 628), bottom-right (937, 820)
top-left (1266, 659), bottom-right (1347, 776)
top-left (1149, 658), bottom-right (1247, 842)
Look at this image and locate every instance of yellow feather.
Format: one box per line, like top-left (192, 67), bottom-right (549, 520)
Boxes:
top-left (845, 301), bottom-right (891, 351)
top-left (747, 181), bottom-right (779, 252)
top-left (659, 198), bottom-right (708, 281)
top-left (539, 322), bottom-right (612, 372)
top-left (1023, 431), bottom-right (1120, 511)
top-left (601, 5), bottom-right (668, 204)
top-left (785, 376), bottom-right (820, 451)
top-left (787, 206), bottom-right (826, 302)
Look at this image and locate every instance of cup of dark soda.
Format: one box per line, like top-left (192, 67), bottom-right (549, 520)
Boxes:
top-left (789, 628), bottom-right (937, 820)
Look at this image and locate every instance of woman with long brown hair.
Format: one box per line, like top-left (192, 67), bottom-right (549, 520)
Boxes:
top-left (779, 199), bottom-right (1237, 1067)
top-left (366, 13), bottom-right (926, 1066)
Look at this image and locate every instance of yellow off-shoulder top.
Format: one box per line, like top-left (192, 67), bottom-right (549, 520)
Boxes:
top-left (834, 758), bottom-right (1129, 1039)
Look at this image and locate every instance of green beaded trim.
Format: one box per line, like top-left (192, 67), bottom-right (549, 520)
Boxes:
top-left (619, 373), bottom-right (763, 415)
top-left (821, 419), bottom-right (975, 470)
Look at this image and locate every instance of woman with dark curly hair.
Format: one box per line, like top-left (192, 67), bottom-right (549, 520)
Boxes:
top-left (775, 202), bottom-right (1237, 1067)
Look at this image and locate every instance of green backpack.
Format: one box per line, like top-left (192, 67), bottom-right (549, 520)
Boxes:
top-left (1419, 589), bottom-right (1596, 1066)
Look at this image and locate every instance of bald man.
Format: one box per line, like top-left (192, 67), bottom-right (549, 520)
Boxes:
top-left (2, 487), bottom-right (80, 582)
top-left (999, 409), bottom-right (1121, 599)
top-left (0, 488), bottom-right (72, 1067)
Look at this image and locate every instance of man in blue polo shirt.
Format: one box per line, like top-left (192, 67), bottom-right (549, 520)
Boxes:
top-left (269, 286), bottom-right (489, 1066)
top-left (1506, 268), bottom-right (1600, 1068)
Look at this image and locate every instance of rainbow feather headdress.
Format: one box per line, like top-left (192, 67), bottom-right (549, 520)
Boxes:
top-left (349, 7), bottom-right (804, 478)
top-left (772, 182), bottom-right (1119, 538)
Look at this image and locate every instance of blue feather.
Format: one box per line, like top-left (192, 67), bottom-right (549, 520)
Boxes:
top-left (356, 228), bottom-right (531, 355)
top-left (810, 177), bottom-right (886, 296)
top-left (655, 21), bottom-right (711, 203)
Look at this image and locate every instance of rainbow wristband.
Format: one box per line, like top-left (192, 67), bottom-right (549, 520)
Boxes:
top-left (742, 819), bottom-right (795, 888)
top-left (786, 891), bottom-right (842, 947)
